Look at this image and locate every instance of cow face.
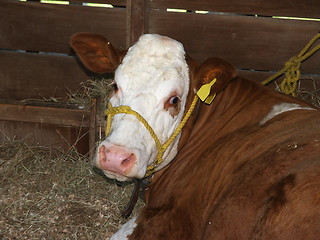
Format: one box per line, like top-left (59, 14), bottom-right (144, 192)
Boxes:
top-left (71, 33), bottom-right (237, 181)
top-left (71, 34), bottom-right (190, 181)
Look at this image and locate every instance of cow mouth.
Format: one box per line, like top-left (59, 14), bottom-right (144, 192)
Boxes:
top-left (102, 169), bottom-right (132, 181)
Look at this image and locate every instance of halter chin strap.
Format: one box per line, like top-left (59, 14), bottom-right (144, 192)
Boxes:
top-left (104, 78), bottom-right (216, 178)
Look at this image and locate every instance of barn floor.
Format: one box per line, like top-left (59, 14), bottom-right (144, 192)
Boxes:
top-left (0, 141), bottom-right (143, 239)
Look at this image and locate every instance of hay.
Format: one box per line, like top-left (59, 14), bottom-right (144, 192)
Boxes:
top-left (14, 78), bottom-right (113, 112)
top-left (274, 77), bottom-right (320, 108)
top-left (67, 78), bottom-right (113, 111)
top-left (0, 140), bottom-right (144, 239)
top-left (295, 78), bottom-right (320, 108)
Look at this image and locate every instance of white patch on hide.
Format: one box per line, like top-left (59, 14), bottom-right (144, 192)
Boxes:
top-left (260, 103), bottom-right (315, 125)
top-left (110, 216), bottom-right (137, 240)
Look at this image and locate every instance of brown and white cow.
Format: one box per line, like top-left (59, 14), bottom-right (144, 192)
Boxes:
top-left (70, 33), bottom-right (320, 240)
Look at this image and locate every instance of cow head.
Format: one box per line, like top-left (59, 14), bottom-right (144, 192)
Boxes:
top-left (70, 33), bottom-right (236, 181)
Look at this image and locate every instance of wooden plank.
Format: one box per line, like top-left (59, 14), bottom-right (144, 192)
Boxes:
top-left (0, 121), bottom-right (90, 154)
top-left (0, 50), bottom-right (97, 100)
top-left (238, 69), bottom-right (320, 84)
top-left (1, 0), bottom-right (126, 53)
top-left (238, 70), bottom-right (320, 101)
top-left (95, 97), bottom-right (107, 141)
top-left (149, 0), bottom-right (320, 19)
top-left (148, 11), bottom-right (320, 74)
top-left (89, 98), bottom-right (97, 159)
top-left (0, 103), bottom-right (90, 127)
top-left (126, 0), bottom-right (148, 46)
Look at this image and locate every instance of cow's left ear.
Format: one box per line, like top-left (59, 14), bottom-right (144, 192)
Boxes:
top-left (194, 58), bottom-right (237, 95)
top-left (70, 32), bottom-right (126, 73)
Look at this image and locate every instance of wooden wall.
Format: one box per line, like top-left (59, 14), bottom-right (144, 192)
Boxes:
top-left (1, 0), bottom-right (319, 153)
top-left (0, 0), bottom-right (126, 100)
top-left (145, 0), bottom-right (320, 83)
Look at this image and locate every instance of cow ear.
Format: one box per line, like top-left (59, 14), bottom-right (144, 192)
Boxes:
top-left (70, 32), bottom-right (126, 73)
top-left (195, 58), bottom-right (237, 95)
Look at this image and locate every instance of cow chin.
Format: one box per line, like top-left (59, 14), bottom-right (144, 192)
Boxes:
top-left (102, 169), bottom-right (133, 182)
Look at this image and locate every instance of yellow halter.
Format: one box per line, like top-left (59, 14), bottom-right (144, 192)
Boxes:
top-left (104, 78), bottom-right (216, 177)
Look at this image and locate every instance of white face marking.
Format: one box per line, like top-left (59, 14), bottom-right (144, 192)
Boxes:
top-left (94, 34), bottom-right (190, 181)
top-left (110, 216), bottom-right (137, 240)
top-left (260, 102), bottom-right (315, 125)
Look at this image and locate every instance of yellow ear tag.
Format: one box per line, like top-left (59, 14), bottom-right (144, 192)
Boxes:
top-left (197, 78), bottom-right (217, 104)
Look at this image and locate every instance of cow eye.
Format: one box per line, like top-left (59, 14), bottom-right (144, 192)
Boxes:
top-left (112, 83), bottom-right (118, 92)
top-left (164, 95), bottom-right (181, 116)
top-left (169, 96), bottom-right (180, 105)
top-left (164, 95), bottom-right (181, 113)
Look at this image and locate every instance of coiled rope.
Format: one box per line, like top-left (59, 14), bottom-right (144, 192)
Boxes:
top-left (262, 33), bottom-right (320, 96)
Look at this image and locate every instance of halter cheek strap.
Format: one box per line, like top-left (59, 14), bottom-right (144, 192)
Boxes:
top-left (104, 78), bottom-right (216, 178)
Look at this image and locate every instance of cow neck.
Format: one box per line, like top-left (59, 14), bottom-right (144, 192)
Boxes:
top-left (143, 90), bottom-right (218, 203)
top-left (142, 79), bottom-right (239, 204)
top-left (177, 90), bottom-right (202, 151)
top-left (142, 96), bottom-right (208, 204)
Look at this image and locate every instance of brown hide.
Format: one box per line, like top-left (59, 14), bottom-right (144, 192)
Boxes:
top-left (70, 33), bottom-right (320, 239)
top-left (131, 77), bottom-right (320, 239)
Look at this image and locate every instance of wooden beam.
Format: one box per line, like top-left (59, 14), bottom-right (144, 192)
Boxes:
top-left (0, 103), bottom-right (90, 127)
top-left (126, 0), bottom-right (148, 47)
top-left (89, 98), bottom-right (97, 160)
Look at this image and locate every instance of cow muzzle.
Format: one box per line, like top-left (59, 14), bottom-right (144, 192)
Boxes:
top-left (98, 144), bottom-right (136, 176)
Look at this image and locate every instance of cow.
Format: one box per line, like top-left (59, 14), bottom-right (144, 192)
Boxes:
top-left (70, 33), bottom-right (320, 240)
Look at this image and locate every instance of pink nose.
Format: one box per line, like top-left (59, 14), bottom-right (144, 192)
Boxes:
top-left (98, 144), bottom-right (136, 175)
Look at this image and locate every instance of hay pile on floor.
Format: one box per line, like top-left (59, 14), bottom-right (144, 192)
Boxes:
top-left (0, 141), bottom-right (144, 239)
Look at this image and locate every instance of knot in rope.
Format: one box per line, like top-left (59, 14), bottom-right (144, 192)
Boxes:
top-left (105, 95), bottom-right (199, 178)
top-left (262, 33), bottom-right (320, 96)
top-left (281, 56), bottom-right (301, 96)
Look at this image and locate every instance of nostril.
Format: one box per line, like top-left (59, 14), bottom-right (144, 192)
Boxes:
top-left (99, 145), bottom-right (106, 163)
top-left (121, 153), bottom-right (135, 168)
